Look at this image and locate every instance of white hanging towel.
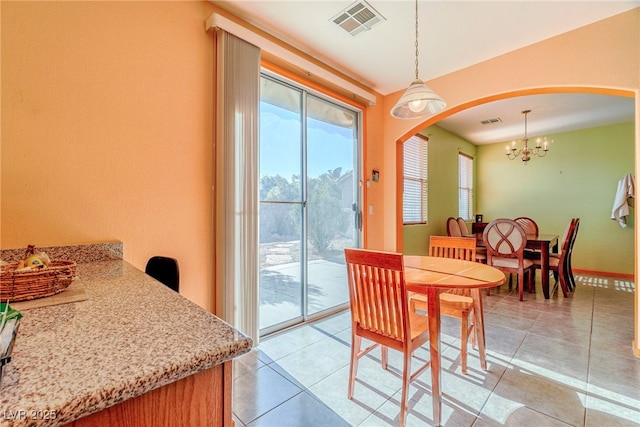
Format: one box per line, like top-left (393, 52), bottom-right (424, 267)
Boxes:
top-left (611, 173), bottom-right (635, 227)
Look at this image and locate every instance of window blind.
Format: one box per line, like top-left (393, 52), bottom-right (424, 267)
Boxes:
top-left (403, 135), bottom-right (428, 224)
top-left (458, 153), bottom-right (474, 220)
top-left (214, 29), bottom-right (260, 345)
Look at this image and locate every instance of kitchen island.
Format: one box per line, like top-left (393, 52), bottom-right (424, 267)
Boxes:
top-left (0, 243), bottom-right (252, 426)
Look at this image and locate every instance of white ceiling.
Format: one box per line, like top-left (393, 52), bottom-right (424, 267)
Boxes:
top-left (211, 0), bottom-right (637, 144)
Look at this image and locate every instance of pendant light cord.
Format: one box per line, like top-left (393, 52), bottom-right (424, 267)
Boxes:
top-left (414, 0), bottom-right (420, 80)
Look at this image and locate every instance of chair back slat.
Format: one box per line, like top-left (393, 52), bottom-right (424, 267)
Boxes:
top-left (345, 249), bottom-right (407, 343)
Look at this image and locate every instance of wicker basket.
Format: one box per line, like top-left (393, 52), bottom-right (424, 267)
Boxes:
top-left (1, 247), bottom-right (76, 302)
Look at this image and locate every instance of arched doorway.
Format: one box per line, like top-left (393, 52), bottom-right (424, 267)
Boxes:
top-left (395, 87), bottom-right (636, 253)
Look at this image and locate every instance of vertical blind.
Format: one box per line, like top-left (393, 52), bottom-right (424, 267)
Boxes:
top-left (214, 29), bottom-right (260, 345)
top-left (458, 153), bottom-right (474, 220)
top-left (403, 135), bottom-right (428, 224)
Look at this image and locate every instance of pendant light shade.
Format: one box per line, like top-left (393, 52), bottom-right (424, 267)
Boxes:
top-left (390, 0), bottom-right (446, 119)
top-left (391, 79), bottom-right (446, 119)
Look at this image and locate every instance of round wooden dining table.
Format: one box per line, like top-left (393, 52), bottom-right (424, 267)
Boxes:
top-left (403, 255), bottom-right (506, 427)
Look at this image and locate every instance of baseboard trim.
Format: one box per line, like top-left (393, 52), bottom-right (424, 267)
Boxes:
top-left (573, 269), bottom-right (634, 279)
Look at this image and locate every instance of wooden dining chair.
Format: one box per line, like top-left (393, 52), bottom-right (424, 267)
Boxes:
top-left (344, 248), bottom-right (431, 427)
top-left (531, 218), bottom-right (580, 297)
top-left (457, 217), bottom-right (470, 235)
top-left (409, 236), bottom-right (481, 374)
top-left (565, 218), bottom-right (580, 291)
top-left (483, 219), bottom-right (534, 301)
top-left (456, 217), bottom-right (488, 264)
top-left (447, 217), bottom-right (462, 237)
top-left (514, 216), bottom-right (539, 235)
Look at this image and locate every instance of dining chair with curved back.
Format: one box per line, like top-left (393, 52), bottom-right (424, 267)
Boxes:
top-left (447, 217), bottom-right (462, 237)
top-left (532, 218), bottom-right (580, 297)
top-left (410, 236), bottom-right (481, 374)
top-left (514, 216), bottom-right (539, 236)
top-left (457, 217), bottom-right (470, 235)
top-left (566, 218), bottom-right (580, 291)
top-left (483, 219), bottom-right (534, 301)
top-left (344, 248), bottom-right (431, 427)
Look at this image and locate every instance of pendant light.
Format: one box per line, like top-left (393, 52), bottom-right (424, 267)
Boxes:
top-left (390, 0), bottom-right (446, 119)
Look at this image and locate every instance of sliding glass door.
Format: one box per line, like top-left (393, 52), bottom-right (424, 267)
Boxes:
top-left (259, 73), bottom-right (361, 335)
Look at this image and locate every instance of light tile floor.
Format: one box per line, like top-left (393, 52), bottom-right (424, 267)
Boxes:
top-left (233, 274), bottom-right (640, 426)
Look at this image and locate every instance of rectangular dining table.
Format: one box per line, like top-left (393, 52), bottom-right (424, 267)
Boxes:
top-left (472, 232), bottom-right (559, 299)
top-left (403, 255), bottom-right (506, 427)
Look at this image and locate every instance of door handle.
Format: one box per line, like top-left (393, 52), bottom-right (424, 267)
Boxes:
top-left (355, 211), bottom-right (363, 231)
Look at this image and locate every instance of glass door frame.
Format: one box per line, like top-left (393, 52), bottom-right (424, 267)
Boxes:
top-left (259, 68), bottom-right (364, 337)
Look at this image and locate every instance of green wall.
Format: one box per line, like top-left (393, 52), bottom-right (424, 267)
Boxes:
top-left (403, 121), bottom-right (635, 276)
top-left (403, 125), bottom-right (477, 255)
top-left (477, 121), bottom-right (634, 275)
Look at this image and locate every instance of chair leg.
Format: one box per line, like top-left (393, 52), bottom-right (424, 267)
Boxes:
top-left (567, 258), bottom-right (576, 291)
top-left (518, 271), bottom-right (525, 301)
top-left (557, 265), bottom-right (569, 298)
top-left (530, 269), bottom-right (536, 289)
top-left (528, 269), bottom-right (535, 293)
top-left (470, 314), bottom-right (476, 350)
top-left (399, 351), bottom-right (412, 427)
top-left (381, 345), bottom-right (388, 369)
top-left (558, 272), bottom-right (569, 297)
top-left (461, 313), bottom-right (469, 374)
top-left (348, 335), bottom-right (361, 399)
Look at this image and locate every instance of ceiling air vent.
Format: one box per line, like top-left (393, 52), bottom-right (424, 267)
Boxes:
top-left (331, 0), bottom-right (386, 37)
top-left (480, 117), bottom-right (503, 125)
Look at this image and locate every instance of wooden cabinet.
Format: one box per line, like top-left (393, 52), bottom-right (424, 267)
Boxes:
top-left (66, 362), bottom-right (233, 427)
top-left (472, 222), bottom-right (488, 233)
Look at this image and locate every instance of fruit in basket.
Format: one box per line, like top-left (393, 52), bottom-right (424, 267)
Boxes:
top-left (24, 255), bottom-right (46, 269)
top-left (36, 251), bottom-right (51, 266)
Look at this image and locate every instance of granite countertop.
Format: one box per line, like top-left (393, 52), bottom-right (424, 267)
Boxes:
top-left (0, 244), bottom-right (252, 426)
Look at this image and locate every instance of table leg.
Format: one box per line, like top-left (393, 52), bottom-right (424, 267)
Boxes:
top-left (470, 289), bottom-right (487, 370)
top-left (541, 243), bottom-right (550, 299)
top-left (427, 288), bottom-right (442, 426)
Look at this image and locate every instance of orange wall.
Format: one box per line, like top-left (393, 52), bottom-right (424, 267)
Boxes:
top-left (1, 1), bottom-right (218, 308)
top-left (0, 1), bottom-right (386, 311)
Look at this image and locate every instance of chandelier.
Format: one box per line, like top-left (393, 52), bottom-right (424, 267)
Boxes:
top-left (506, 109), bottom-right (551, 165)
top-left (390, 0), bottom-right (446, 119)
